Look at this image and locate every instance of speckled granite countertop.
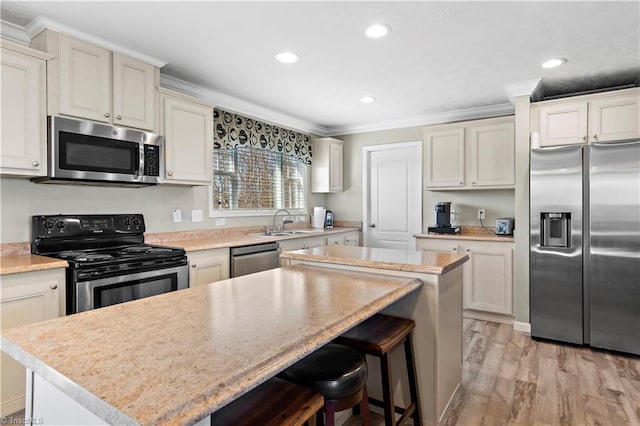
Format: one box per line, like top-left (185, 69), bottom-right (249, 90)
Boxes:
top-left (0, 254), bottom-right (67, 275)
top-left (414, 226), bottom-right (514, 242)
top-left (1, 264), bottom-right (420, 425)
top-left (280, 245), bottom-right (468, 275)
top-left (150, 227), bottom-right (360, 252)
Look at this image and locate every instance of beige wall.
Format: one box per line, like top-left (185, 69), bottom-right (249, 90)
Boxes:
top-left (0, 176), bottom-right (327, 243)
top-left (325, 125), bottom-right (515, 230)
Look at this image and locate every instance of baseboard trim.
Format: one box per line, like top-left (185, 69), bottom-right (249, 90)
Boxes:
top-left (463, 310), bottom-right (514, 325)
top-left (513, 321), bottom-right (531, 334)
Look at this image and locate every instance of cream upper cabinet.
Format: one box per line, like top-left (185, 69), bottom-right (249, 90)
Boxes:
top-left (423, 116), bottom-right (515, 190)
top-left (31, 31), bottom-right (158, 131)
top-left (312, 137), bottom-right (343, 193)
top-left (533, 88), bottom-right (640, 147)
top-left (424, 128), bottom-right (465, 188)
top-left (0, 268), bottom-right (65, 417)
top-left (588, 93), bottom-right (640, 142)
top-left (160, 89), bottom-right (213, 185)
top-left (0, 40), bottom-right (49, 177)
top-left (468, 122), bottom-right (515, 187)
top-left (188, 248), bottom-right (229, 288)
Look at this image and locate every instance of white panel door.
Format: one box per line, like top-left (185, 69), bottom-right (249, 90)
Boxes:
top-left (365, 142), bottom-right (422, 249)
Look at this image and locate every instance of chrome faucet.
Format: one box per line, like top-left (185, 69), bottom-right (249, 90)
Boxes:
top-left (270, 209), bottom-right (294, 232)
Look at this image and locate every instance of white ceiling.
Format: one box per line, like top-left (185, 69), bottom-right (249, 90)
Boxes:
top-left (1, 1), bottom-right (639, 136)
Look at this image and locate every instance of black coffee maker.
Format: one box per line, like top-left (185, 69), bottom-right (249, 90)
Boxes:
top-left (427, 202), bottom-right (461, 234)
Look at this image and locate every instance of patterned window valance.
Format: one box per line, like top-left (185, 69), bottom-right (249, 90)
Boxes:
top-left (214, 108), bottom-right (312, 165)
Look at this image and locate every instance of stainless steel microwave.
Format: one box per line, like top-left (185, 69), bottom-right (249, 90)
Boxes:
top-left (33, 116), bottom-right (164, 186)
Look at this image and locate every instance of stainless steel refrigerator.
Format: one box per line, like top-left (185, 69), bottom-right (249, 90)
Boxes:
top-left (530, 140), bottom-right (640, 355)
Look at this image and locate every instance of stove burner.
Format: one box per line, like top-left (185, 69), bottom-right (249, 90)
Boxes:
top-left (58, 251), bottom-right (85, 259)
top-left (123, 246), bottom-right (173, 254)
top-left (75, 253), bottom-right (113, 262)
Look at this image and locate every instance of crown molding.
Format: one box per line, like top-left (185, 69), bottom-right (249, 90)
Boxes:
top-left (0, 20), bottom-right (31, 44)
top-left (25, 16), bottom-right (167, 68)
top-left (160, 74), bottom-right (328, 136)
top-left (503, 78), bottom-right (543, 104)
top-left (324, 103), bottom-right (515, 137)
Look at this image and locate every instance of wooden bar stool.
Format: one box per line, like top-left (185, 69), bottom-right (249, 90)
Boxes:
top-left (210, 377), bottom-right (324, 425)
top-left (279, 343), bottom-right (371, 426)
top-left (335, 314), bottom-right (422, 426)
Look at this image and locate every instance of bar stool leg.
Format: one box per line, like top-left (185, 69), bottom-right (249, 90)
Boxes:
top-left (381, 353), bottom-right (395, 426)
top-left (325, 401), bottom-right (337, 426)
top-left (404, 336), bottom-right (423, 426)
top-left (359, 384), bottom-right (371, 426)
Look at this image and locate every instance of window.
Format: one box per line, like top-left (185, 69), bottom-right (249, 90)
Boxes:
top-left (211, 147), bottom-right (306, 215)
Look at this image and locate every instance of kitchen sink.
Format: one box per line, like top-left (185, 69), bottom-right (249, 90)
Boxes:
top-left (249, 230), bottom-right (324, 237)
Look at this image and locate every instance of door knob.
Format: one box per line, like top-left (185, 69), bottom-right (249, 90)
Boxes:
top-left (369, 223), bottom-right (376, 228)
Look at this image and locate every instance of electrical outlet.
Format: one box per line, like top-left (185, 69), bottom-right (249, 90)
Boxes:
top-left (172, 209), bottom-right (182, 223)
top-left (296, 215), bottom-right (305, 222)
top-left (215, 218), bottom-right (225, 226)
top-left (477, 208), bottom-right (486, 220)
top-left (191, 209), bottom-right (203, 223)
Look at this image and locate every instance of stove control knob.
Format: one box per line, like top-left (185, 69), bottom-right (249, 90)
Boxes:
top-left (123, 217), bottom-right (132, 226)
top-left (56, 220), bottom-right (66, 229)
top-left (133, 217), bottom-right (141, 226)
top-left (43, 220), bottom-right (54, 230)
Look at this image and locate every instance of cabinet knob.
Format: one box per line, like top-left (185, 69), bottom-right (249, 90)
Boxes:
top-left (191, 264), bottom-right (197, 268)
top-left (472, 181), bottom-right (476, 185)
top-left (466, 249), bottom-right (471, 252)
top-left (32, 161), bottom-right (39, 167)
top-left (582, 135), bottom-right (587, 141)
top-left (50, 284), bottom-right (58, 290)
top-left (116, 115), bottom-right (122, 120)
top-left (459, 182), bottom-right (463, 185)
top-left (452, 248), bottom-right (457, 252)
top-left (593, 134), bottom-right (598, 140)
top-left (168, 171), bottom-right (173, 176)
top-left (368, 223), bottom-right (376, 228)
top-left (104, 112), bottom-right (110, 118)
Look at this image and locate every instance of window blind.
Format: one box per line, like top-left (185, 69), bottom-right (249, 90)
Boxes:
top-left (213, 147), bottom-right (306, 211)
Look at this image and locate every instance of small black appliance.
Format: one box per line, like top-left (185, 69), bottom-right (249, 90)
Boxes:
top-left (427, 201), bottom-right (461, 234)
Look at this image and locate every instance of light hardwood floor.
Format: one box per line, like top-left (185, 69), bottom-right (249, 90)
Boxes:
top-left (346, 318), bottom-right (640, 426)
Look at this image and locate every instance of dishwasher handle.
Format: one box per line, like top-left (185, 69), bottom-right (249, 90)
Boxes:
top-left (231, 242), bottom-right (280, 256)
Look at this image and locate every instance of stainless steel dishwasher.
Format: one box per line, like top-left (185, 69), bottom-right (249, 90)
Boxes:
top-left (230, 242), bottom-right (280, 277)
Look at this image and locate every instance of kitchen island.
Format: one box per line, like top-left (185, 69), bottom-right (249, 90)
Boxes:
top-left (280, 245), bottom-right (469, 425)
top-left (0, 265), bottom-right (421, 425)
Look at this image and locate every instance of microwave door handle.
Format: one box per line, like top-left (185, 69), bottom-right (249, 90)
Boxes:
top-left (138, 144), bottom-right (144, 178)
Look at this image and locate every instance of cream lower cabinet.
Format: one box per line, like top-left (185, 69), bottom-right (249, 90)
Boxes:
top-left (0, 268), bottom-right (65, 416)
top-left (160, 88), bottom-right (214, 185)
top-left (187, 248), bottom-right (229, 288)
top-left (343, 232), bottom-right (360, 246)
top-left (532, 87), bottom-right (640, 146)
top-left (0, 39), bottom-right (49, 177)
top-left (416, 238), bottom-right (513, 316)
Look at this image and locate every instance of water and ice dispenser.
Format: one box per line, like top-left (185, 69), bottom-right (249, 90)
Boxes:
top-left (540, 212), bottom-right (571, 247)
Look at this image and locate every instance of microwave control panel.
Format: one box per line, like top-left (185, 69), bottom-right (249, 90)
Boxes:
top-left (143, 145), bottom-right (160, 177)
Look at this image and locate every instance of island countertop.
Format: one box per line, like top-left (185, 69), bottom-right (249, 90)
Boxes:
top-left (1, 264), bottom-right (421, 425)
top-left (279, 245), bottom-right (468, 275)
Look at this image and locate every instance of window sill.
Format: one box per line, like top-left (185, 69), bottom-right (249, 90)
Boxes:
top-left (209, 208), bottom-right (308, 218)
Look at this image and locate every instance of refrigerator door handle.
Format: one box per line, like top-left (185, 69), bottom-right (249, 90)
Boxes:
top-left (591, 140), bottom-right (640, 148)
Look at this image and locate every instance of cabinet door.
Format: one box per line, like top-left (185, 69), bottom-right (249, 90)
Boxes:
top-left (424, 128), bottom-right (464, 188)
top-left (463, 243), bottom-right (512, 315)
top-left (57, 35), bottom-right (111, 123)
top-left (326, 235), bottom-right (345, 245)
top-left (344, 232), bottom-right (360, 246)
top-left (112, 53), bottom-right (156, 131)
top-left (188, 249), bottom-right (230, 288)
top-left (1, 271), bottom-right (63, 416)
top-left (538, 101), bottom-right (588, 146)
top-left (0, 48), bottom-right (47, 176)
top-left (329, 141), bottom-right (343, 192)
top-left (163, 96), bottom-right (213, 184)
top-left (589, 94), bottom-right (640, 142)
top-left (468, 122), bottom-right (515, 187)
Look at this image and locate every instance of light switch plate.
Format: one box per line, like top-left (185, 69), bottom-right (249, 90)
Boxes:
top-left (215, 218), bottom-right (225, 226)
top-left (191, 209), bottom-right (203, 223)
top-left (173, 209), bottom-right (182, 223)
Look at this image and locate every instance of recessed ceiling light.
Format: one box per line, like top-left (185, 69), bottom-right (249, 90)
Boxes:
top-left (360, 96), bottom-right (376, 103)
top-left (365, 24), bottom-right (391, 39)
top-left (275, 51), bottom-right (300, 64)
top-left (541, 58), bottom-right (567, 69)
